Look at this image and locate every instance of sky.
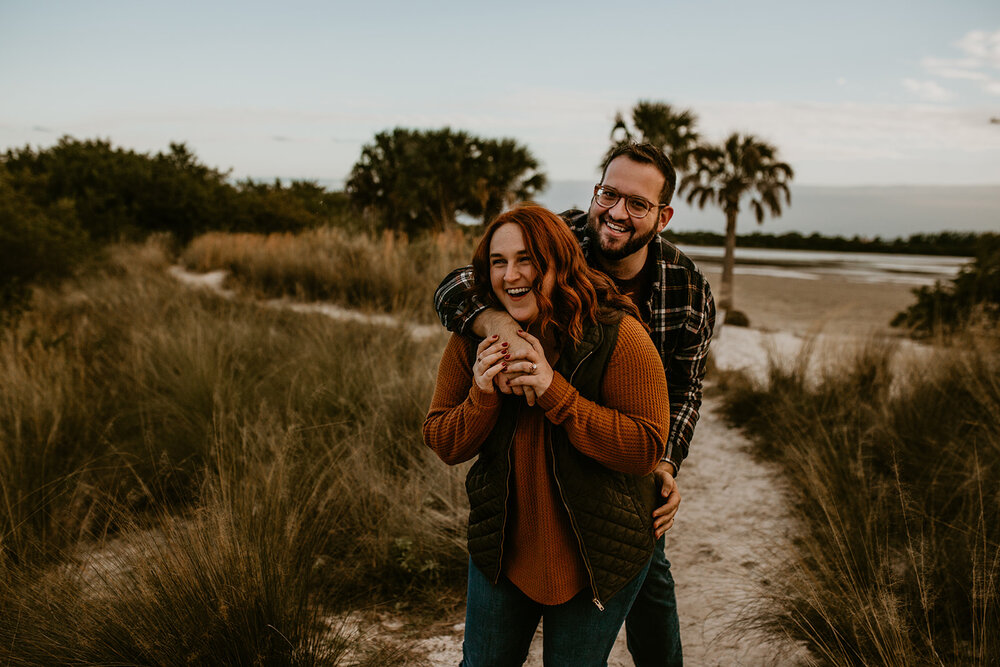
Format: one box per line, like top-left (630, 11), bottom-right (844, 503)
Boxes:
top-left (2, 0), bottom-right (1000, 191)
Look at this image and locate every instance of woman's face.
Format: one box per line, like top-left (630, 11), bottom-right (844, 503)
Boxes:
top-left (488, 222), bottom-right (554, 325)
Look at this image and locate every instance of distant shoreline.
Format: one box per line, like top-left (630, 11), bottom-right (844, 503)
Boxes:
top-left (534, 181), bottom-right (1000, 239)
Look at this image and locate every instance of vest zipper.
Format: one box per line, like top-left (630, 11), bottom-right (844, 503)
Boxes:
top-left (554, 341), bottom-right (605, 610)
top-left (494, 404), bottom-right (519, 585)
top-left (551, 439), bottom-right (604, 611)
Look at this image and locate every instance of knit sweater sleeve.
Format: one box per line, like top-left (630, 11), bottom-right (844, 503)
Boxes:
top-left (422, 334), bottom-right (503, 465)
top-left (536, 316), bottom-right (668, 475)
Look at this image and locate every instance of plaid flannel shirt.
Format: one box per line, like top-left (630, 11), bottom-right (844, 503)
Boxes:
top-left (433, 210), bottom-right (716, 472)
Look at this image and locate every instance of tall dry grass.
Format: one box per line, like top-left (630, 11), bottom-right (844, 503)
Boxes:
top-left (182, 226), bottom-right (476, 322)
top-left (720, 335), bottom-right (1000, 666)
top-left (0, 240), bottom-right (468, 661)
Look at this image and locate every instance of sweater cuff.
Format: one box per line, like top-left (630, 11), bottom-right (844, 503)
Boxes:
top-left (536, 372), bottom-right (574, 416)
top-left (469, 384), bottom-right (502, 410)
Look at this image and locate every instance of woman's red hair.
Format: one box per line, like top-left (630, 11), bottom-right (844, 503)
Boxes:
top-left (467, 205), bottom-right (641, 345)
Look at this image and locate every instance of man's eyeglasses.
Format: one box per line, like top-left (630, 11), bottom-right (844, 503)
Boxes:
top-left (593, 185), bottom-right (665, 219)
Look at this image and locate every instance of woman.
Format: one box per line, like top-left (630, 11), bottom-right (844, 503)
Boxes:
top-left (422, 205), bottom-right (669, 665)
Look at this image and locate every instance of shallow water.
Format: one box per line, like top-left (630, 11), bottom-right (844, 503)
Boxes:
top-left (677, 245), bottom-right (970, 286)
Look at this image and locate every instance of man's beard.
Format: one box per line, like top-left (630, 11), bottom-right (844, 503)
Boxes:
top-left (585, 211), bottom-right (659, 261)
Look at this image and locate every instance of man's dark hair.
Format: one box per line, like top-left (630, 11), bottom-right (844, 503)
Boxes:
top-left (601, 142), bottom-right (677, 205)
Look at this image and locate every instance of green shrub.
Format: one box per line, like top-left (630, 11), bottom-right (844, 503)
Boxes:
top-left (892, 234), bottom-right (1000, 337)
top-left (2, 137), bottom-right (347, 244)
top-left (0, 167), bottom-right (91, 318)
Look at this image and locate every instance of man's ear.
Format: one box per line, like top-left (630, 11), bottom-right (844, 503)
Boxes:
top-left (657, 206), bottom-right (674, 234)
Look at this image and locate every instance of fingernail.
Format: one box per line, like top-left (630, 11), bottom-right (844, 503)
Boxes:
top-left (490, 335), bottom-right (498, 340)
top-left (502, 362), bottom-right (507, 368)
top-left (504, 354), bottom-right (510, 360)
top-left (501, 341), bottom-right (508, 347)
top-left (517, 329), bottom-right (524, 334)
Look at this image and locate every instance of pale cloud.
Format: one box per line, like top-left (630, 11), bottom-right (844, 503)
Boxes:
top-left (902, 78), bottom-right (954, 102)
top-left (919, 29), bottom-right (1000, 97)
top-left (691, 100), bottom-right (1000, 185)
top-left (954, 29), bottom-right (1000, 67)
top-left (921, 57), bottom-right (989, 81)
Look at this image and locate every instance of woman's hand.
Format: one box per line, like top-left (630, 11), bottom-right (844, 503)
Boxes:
top-left (506, 330), bottom-right (554, 401)
top-left (473, 335), bottom-right (509, 393)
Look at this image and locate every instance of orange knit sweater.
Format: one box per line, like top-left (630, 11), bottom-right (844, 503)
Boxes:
top-left (422, 315), bottom-right (669, 605)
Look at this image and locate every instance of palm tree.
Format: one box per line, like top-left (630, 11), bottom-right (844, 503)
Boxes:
top-left (468, 138), bottom-right (547, 225)
top-left (607, 101), bottom-right (700, 172)
top-left (680, 133), bottom-right (794, 319)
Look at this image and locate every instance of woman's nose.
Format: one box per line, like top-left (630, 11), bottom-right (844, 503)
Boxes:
top-left (504, 264), bottom-right (521, 282)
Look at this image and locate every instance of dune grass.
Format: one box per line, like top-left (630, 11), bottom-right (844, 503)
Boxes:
top-left (181, 226), bottom-right (476, 322)
top-left (0, 240), bottom-right (468, 661)
top-left (720, 335), bottom-right (1000, 666)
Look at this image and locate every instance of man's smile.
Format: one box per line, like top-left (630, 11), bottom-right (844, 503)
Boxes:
top-left (601, 217), bottom-right (632, 237)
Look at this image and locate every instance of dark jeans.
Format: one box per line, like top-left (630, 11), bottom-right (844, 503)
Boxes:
top-left (625, 534), bottom-right (682, 667)
top-left (461, 557), bottom-right (651, 666)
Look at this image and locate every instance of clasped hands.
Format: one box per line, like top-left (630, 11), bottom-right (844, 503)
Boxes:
top-left (472, 316), bottom-right (680, 538)
top-left (472, 330), bottom-right (552, 403)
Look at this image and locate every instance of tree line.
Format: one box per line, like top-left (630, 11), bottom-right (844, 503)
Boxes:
top-left (1, 137), bottom-right (352, 315)
top-left (665, 229), bottom-right (994, 257)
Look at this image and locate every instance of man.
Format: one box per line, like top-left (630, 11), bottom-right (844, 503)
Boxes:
top-left (434, 142), bottom-right (715, 666)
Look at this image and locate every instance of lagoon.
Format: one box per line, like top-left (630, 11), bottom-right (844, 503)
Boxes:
top-left (677, 245), bottom-right (970, 286)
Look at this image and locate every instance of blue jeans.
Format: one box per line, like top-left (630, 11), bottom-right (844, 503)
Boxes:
top-left (461, 557), bottom-right (651, 666)
top-left (624, 534), bottom-right (682, 667)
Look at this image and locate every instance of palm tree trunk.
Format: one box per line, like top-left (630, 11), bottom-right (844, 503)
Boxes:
top-left (719, 210), bottom-right (738, 312)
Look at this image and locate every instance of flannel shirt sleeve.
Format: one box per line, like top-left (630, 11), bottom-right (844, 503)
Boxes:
top-left (433, 266), bottom-right (486, 335)
top-left (664, 279), bottom-right (716, 472)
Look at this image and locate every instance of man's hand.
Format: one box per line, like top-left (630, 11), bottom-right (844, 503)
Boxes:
top-left (469, 309), bottom-right (536, 404)
top-left (652, 461), bottom-right (680, 539)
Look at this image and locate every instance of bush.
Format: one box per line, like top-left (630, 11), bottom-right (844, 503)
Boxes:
top-left (0, 167), bottom-right (91, 318)
top-left (2, 137), bottom-right (346, 244)
top-left (892, 233), bottom-right (1000, 337)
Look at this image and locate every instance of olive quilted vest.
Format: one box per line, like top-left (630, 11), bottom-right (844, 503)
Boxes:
top-left (464, 315), bottom-right (657, 608)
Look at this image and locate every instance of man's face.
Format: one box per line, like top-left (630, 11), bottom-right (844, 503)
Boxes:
top-left (586, 157), bottom-right (673, 261)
